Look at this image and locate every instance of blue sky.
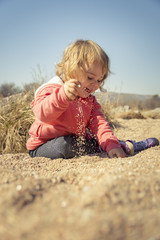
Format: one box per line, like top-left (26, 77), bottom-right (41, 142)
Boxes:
top-left (0, 0), bottom-right (160, 95)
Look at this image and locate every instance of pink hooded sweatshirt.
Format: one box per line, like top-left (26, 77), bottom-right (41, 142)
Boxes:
top-left (26, 76), bottom-right (120, 153)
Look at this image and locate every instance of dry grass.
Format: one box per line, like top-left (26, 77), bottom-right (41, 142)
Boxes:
top-left (0, 92), bottom-right (34, 154)
top-left (0, 90), bottom-right (159, 155)
top-left (113, 109), bottom-right (160, 120)
top-left (116, 110), bottom-right (146, 119)
top-left (96, 91), bottom-right (120, 128)
top-left (97, 92), bottom-right (160, 121)
top-left (142, 108), bottom-right (160, 119)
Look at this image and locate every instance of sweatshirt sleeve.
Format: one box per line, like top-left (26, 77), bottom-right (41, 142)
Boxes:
top-left (31, 84), bottom-right (70, 123)
top-left (88, 96), bottom-right (121, 153)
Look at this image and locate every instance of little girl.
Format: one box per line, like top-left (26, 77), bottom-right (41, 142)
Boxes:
top-left (27, 40), bottom-right (159, 159)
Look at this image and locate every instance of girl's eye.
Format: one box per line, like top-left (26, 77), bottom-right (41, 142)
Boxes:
top-left (97, 79), bottom-right (102, 83)
top-left (88, 77), bottom-right (93, 80)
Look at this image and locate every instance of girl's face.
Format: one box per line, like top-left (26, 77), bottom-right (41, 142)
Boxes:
top-left (76, 62), bottom-right (104, 98)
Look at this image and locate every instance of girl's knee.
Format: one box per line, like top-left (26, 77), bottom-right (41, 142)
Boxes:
top-left (55, 135), bottom-right (76, 158)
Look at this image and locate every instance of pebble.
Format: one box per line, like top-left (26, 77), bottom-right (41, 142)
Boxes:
top-left (61, 201), bottom-right (67, 208)
top-left (16, 185), bottom-right (22, 191)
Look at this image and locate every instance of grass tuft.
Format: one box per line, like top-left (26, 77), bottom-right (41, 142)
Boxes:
top-left (0, 92), bottom-right (35, 154)
top-left (96, 91), bottom-right (120, 129)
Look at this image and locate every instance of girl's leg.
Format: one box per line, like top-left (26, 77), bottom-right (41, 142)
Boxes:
top-left (29, 135), bottom-right (98, 160)
top-left (29, 135), bottom-right (78, 159)
top-left (119, 137), bottom-right (159, 156)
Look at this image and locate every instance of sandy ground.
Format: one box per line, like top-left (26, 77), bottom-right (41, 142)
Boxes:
top-left (0, 119), bottom-right (160, 240)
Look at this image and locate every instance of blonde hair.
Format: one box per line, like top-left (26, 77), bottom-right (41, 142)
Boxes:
top-left (56, 40), bottom-right (110, 85)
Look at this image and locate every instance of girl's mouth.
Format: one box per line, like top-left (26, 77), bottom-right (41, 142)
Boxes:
top-left (84, 87), bottom-right (91, 93)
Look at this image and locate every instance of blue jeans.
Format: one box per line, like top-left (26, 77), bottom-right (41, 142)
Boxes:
top-left (29, 135), bottom-right (98, 159)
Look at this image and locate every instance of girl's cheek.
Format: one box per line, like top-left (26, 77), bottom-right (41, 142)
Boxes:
top-left (94, 84), bottom-right (100, 91)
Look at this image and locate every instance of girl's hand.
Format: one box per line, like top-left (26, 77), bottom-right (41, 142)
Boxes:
top-left (64, 79), bottom-right (80, 101)
top-left (108, 147), bottom-right (126, 158)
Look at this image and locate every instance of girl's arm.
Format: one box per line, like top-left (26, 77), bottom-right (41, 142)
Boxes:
top-left (31, 85), bottom-right (70, 123)
top-left (88, 97), bottom-right (121, 153)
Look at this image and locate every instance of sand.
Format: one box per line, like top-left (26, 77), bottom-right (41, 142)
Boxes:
top-left (0, 119), bottom-right (160, 240)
